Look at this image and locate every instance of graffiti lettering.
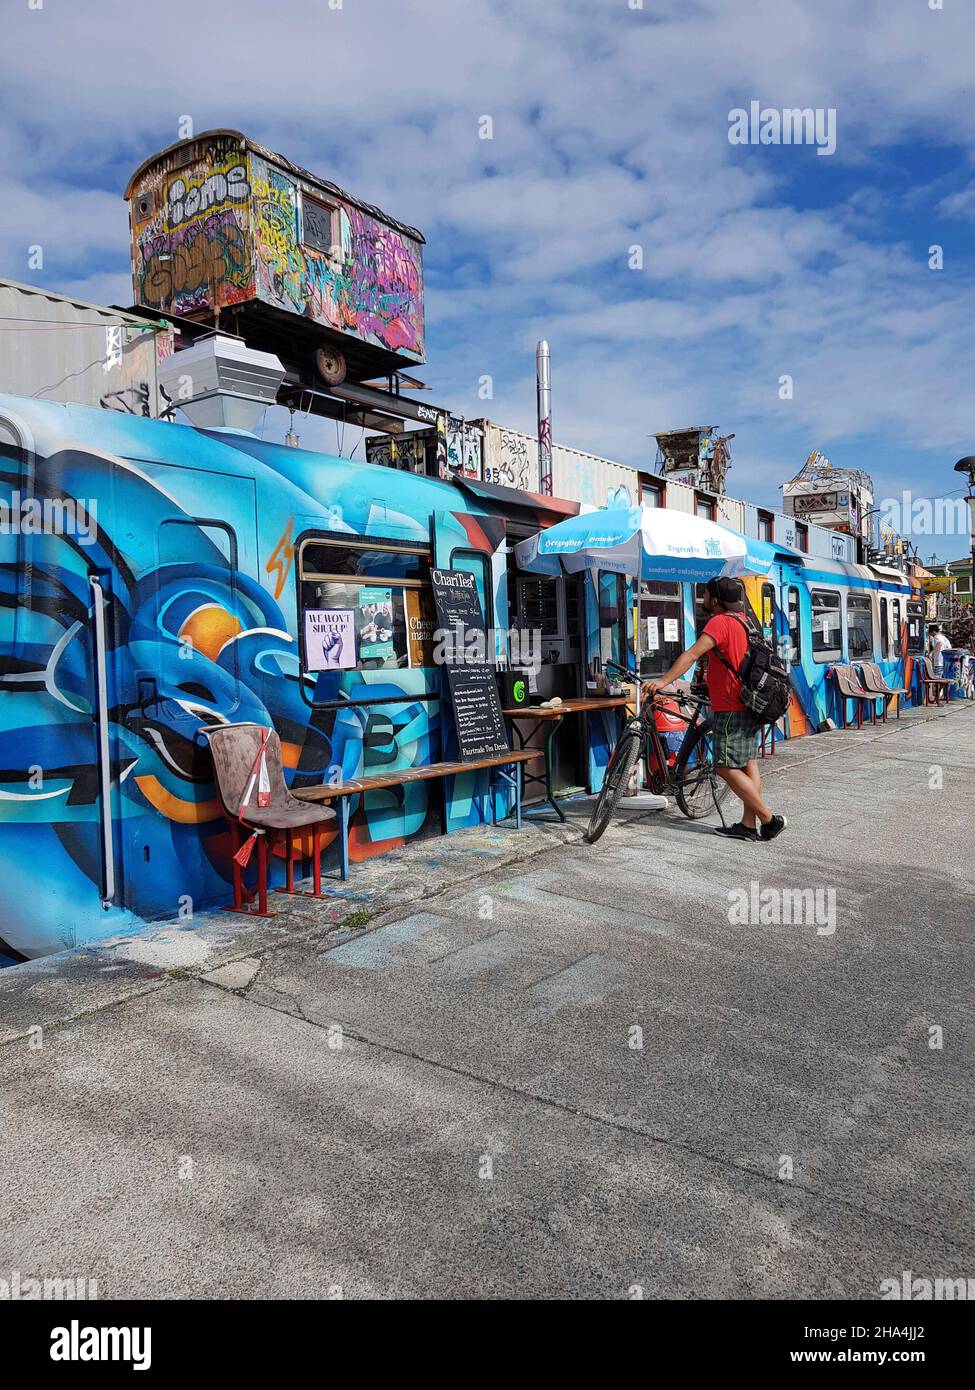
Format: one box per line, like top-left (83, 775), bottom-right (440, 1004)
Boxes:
top-left (100, 384), bottom-right (153, 417)
top-left (167, 163), bottom-right (249, 228)
top-left (140, 210), bottom-right (249, 314)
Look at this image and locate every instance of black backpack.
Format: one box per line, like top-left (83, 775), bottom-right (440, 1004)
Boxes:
top-left (712, 614), bottom-right (791, 727)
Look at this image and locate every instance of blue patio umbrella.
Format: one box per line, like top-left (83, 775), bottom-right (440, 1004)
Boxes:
top-left (514, 506), bottom-right (749, 581)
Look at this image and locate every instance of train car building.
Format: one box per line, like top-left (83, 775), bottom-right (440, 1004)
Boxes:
top-left (0, 390), bottom-right (631, 959)
top-left (0, 386), bottom-right (923, 962)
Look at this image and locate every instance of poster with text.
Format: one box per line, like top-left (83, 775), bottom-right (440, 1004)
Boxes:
top-left (304, 609), bottom-right (356, 671)
top-left (358, 586), bottom-right (395, 661)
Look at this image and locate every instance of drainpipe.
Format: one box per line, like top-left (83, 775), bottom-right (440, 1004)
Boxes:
top-left (536, 340), bottom-right (552, 496)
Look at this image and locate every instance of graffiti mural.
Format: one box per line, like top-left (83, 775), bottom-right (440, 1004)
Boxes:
top-left (0, 393), bottom-right (497, 960)
top-left (250, 153), bottom-right (424, 358)
top-left (139, 207), bottom-right (251, 316)
top-left (485, 428), bottom-right (536, 490)
top-left (126, 134), bottom-right (425, 366)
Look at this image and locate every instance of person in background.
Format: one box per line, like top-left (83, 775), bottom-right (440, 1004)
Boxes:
top-left (928, 624), bottom-right (951, 675)
top-left (642, 575), bottom-right (786, 842)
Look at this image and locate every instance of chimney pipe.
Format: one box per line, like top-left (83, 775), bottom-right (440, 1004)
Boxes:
top-left (536, 340), bottom-right (552, 496)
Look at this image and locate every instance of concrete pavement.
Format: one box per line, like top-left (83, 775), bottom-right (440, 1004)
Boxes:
top-left (1, 702), bottom-right (973, 1299)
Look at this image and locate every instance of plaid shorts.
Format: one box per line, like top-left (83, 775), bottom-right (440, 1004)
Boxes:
top-left (711, 710), bottom-right (760, 769)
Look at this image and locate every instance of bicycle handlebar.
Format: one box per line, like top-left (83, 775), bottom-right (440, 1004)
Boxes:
top-left (599, 659), bottom-right (710, 712)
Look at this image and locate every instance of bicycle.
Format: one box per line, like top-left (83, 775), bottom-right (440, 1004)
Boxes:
top-left (585, 659), bottom-right (731, 844)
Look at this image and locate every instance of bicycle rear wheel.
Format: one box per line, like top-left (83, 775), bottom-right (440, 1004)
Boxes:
top-left (585, 728), bottom-right (641, 844)
top-left (674, 720), bottom-right (731, 820)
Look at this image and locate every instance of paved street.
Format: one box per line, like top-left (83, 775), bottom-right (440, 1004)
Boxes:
top-left (1, 702), bottom-right (973, 1299)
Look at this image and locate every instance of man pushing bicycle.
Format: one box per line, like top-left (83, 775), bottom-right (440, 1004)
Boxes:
top-left (641, 576), bottom-right (787, 842)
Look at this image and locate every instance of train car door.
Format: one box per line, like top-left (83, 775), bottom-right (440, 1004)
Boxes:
top-left (0, 424), bottom-right (136, 954)
top-left (122, 505), bottom-right (250, 921)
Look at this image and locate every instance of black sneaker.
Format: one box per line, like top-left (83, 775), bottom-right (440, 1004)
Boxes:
top-left (714, 822), bottom-right (760, 841)
top-left (759, 814), bottom-right (788, 842)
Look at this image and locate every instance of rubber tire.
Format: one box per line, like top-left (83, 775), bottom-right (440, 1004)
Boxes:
top-left (674, 720), bottom-right (732, 821)
top-left (585, 729), bottom-right (641, 844)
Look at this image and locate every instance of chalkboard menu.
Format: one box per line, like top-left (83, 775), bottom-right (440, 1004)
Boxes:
top-left (431, 567), bottom-right (510, 762)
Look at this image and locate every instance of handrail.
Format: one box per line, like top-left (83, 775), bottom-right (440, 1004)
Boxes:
top-left (89, 576), bottom-right (115, 907)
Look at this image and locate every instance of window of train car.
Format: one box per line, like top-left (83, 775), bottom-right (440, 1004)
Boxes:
top-left (880, 598), bottom-right (889, 655)
top-left (787, 586), bottom-right (801, 664)
top-left (890, 598), bottom-right (902, 659)
top-left (761, 582), bottom-right (777, 643)
top-left (298, 538), bottom-right (434, 674)
top-left (639, 580), bottom-right (682, 676)
top-left (598, 571), bottom-right (629, 667)
top-left (907, 600), bottom-right (924, 654)
top-left (811, 589), bottom-right (842, 663)
top-left (846, 593), bottom-right (874, 658)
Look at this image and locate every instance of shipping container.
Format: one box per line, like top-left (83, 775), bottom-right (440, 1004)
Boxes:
top-left (0, 278), bottom-right (176, 418)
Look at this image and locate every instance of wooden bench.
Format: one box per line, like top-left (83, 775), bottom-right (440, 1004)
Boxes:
top-left (292, 750), bottom-right (536, 878)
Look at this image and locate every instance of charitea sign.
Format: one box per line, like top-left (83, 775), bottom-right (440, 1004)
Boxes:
top-left (430, 568), bottom-right (509, 762)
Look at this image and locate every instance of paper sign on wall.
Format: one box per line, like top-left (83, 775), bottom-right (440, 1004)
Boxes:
top-left (645, 616), bottom-right (659, 651)
top-left (405, 588), bottom-right (436, 668)
top-left (663, 618), bottom-right (679, 643)
top-left (304, 609), bottom-right (356, 670)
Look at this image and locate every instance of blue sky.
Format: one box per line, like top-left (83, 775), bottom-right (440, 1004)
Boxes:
top-left (2, 0), bottom-right (974, 559)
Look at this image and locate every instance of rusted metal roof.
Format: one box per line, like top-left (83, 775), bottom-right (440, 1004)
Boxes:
top-left (123, 130), bottom-right (426, 243)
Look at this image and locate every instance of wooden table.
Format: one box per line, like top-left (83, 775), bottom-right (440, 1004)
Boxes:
top-left (502, 696), bottom-right (633, 822)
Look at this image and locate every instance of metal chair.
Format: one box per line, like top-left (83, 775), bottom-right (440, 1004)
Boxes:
top-left (828, 664), bottom-right (877, 729)
top-left (919, 657), bottom-right (953, 707)
top-left (204, 723), bottom-right (337, 916)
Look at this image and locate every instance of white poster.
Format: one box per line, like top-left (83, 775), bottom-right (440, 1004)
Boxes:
top-left (304, 608), bottom-right (356, 670)
top-left (663, 618), bottom-right (679, 643)
top-left (646, 616), bottom-right (659, 651)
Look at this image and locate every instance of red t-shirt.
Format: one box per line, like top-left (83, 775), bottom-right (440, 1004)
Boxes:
top-left (703, 613), bottom-right (749, 712)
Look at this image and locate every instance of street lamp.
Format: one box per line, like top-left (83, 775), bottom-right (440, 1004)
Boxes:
top-left (953, 457), bottom-right (975, 612)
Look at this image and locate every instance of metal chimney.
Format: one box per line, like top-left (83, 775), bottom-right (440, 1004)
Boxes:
top-left (157, 334), bottom-right (285, 432)
top-left (536, 339), bottom-right (552, 496)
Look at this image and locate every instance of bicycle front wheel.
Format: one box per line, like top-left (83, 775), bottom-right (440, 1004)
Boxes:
top-left (674, 720), bottom-right (731, 821)
top-left (585, 728), bottom-right (641, 844)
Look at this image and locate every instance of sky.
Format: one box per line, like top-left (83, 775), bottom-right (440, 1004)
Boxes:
top-left (2, 0), bottom-right (974, 560)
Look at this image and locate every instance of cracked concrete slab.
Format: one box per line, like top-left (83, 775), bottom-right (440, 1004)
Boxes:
top-left (0, 701), bottom-right (972, 1298)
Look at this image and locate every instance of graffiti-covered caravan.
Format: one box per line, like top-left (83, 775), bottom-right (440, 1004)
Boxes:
top-left (124, 130), bottom-right (425, 383)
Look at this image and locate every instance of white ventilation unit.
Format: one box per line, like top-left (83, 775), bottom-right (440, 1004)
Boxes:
top-left (157, 334), bottom-right (285, 431)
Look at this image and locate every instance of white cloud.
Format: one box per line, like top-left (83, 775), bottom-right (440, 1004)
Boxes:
top-left (0, 0), bottom-right (974, 517)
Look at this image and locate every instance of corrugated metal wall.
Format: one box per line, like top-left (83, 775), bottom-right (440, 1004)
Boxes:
top-left (479, 420), bottom-right (638, 505)
top-left (0, 280), bottom-right (175, 417)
